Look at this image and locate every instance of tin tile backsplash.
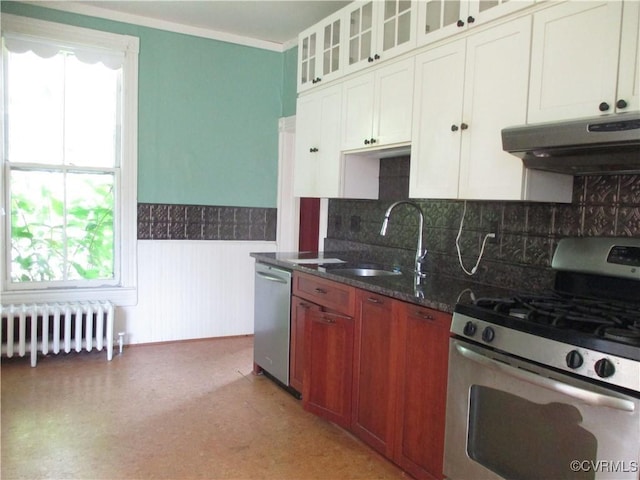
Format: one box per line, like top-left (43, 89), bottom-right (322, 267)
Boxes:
top-left (138, 204), bottom-right (276, 241)
top-left (325, 165), bottom-right (640, 292)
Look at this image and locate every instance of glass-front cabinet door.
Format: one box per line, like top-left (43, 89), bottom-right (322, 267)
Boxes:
top-left (417, 0), bottom-right (533, 47)
top-left (298, 11), bottom-right (344, 93)
top-left (344, 1), bottom-right (417, 75)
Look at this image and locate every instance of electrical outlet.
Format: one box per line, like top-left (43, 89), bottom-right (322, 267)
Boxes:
top-left (488, 221), bottom-right (500, 243)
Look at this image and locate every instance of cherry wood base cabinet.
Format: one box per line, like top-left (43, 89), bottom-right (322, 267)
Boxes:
top-left (289, 295), bottom-right (312, 394)
top-left (351, 290), bottom-right (401, 458)
top-left (394, 303), bottom-right (452, 480)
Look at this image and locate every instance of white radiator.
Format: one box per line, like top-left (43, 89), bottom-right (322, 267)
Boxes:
top-left (1, 301), bottom-right (114, 367)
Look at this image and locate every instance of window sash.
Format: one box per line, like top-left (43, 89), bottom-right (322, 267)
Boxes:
top-left (1, 14), bottom-right (139, 306)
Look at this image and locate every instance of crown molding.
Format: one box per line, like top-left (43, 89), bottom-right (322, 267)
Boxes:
top-left (23, 1), bottom-right (287, 52)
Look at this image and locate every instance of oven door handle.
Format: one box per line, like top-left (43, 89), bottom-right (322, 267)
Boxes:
top-left (455, 343), bottom-right (636, 412)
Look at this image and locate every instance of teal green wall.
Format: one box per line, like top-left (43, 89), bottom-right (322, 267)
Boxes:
top-left (2, 2), bottom-right (291, 208)
top-left (282, 46), bottom-right (298, 118)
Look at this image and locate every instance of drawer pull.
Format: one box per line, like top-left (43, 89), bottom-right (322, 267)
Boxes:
top-left (367, 297), bottom-right (383, 304)
top-left (415, 310), bottom-right (434, 320)
top-left (314, 287), bottom-right (328, 294)
top-left (322, 316), bottom-right (336, 324)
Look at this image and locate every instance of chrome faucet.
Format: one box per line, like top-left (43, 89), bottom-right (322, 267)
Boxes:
top-left (380, 201), bottom-right (427, 278)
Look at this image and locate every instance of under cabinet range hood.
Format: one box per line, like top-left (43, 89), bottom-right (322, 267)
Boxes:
top-left (502, 112), bottom-right (640, 175)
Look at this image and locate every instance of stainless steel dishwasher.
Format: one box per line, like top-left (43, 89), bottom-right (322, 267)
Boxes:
top-left (253, 262), bottom-right (292, 387)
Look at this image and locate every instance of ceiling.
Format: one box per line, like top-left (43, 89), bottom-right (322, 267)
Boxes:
top-left (33, 1), bottom-right (351, 50)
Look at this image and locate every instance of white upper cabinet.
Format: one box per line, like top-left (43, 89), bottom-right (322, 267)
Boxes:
top-left (528, 1), bottom-right (638, 122)
top-left (416, 0), bottom-right (533, 46)
top-left (410, 16), bottom-right (572, 202)
top-left (342, 57), bottom-right (415, 151)
top-left (294, 84), bottom-right (343, 197)
top-left (342, 1), bottom-right (418, 75)
top-left (298, 10), bottom-right (344, 93)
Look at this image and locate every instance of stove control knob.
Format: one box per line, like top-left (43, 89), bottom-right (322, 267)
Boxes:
top-left (482, 326), bottom-right (495, 343)
top-left (566, 350), bottom-right (583, 369)
top-left (594, 358), bottom-right (615, 378)
top-left (463, 321), bottom-right (477, 337)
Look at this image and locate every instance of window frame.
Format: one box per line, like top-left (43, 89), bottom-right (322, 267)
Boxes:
top-left (1, 14), bottom-right (139, 306)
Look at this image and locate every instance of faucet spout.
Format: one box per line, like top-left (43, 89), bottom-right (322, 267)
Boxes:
top-left (379, 201), bottom-right (427, 277)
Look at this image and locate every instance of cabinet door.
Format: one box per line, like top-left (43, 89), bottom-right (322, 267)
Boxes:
top-left (290, 296), bottom-right (316, 394)
top-left (293, 84), bottom-right (343, 197)
top-left (342, 71), bottom-right (376, 150)
top-left (345, 1), bottom-right (377, 75)
top-left (417, 0), bottom-right (470, 45)
top-left (394, 304), bottom-right (451, 480)
top-left (373, 58), bottom-right (415, 147)
top-left (458, 16), bottom-right (532, 199)
top-left (303, 309), bottom-right (354, 428)
top-left (351, 291), bottom-right (399, 457)
top-left (528, 1), bottom-right (623, 122)
top-left (618, 1), bottom-right (640, 113)
top-left (375, 0), bottom-right (418, 60)
top-left (298, 27), bottom-right (320, 92)
top-left (409, 40), bottom-right (465, 199)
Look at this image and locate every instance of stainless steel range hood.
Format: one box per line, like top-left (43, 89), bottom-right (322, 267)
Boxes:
top-left (502, 112), bottom-right (640, 175)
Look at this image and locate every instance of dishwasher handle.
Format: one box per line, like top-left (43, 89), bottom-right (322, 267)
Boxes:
top-left (256, 271), bottom-right (289, 284)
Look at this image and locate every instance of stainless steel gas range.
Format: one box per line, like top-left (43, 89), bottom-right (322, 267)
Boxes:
top-left (444, 237), bottom-right (640, 480)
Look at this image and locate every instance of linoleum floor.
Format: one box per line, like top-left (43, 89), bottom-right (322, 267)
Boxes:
top-left (1, 336), bottom-right (408, 480)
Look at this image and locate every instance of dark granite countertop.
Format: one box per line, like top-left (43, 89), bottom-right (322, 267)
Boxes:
top-left (251, 251), bottom-right (517, 314)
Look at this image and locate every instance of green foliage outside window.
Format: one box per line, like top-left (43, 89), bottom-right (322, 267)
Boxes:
top-left (10, 171), bottom-right (115, 283)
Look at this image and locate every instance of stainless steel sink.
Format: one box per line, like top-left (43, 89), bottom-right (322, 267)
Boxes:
top-left (331, 267), bottom-right (402, 277)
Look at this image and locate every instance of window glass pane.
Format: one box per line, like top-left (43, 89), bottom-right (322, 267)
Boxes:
top-left (323, 49), bottom-right (331, 75)
top-left (361, 32), bottom-right (372, 61)
top-left (398, 11), bottom-right (411, 44)
top-left (332, 20), bottom-right (340, 44)
top-left (65, 172), bottom-right (115, 280)
top-left (350, 38), bottom-right (359, 65)
top-left (479, 0), bottom-right (500, 12)
top-left (65, 56), bottom-right (119, 168)
top-left (310, 33), bottom-right (316, 56)
top-left (444, 1), bottom-right (461, 27)
top-left (9, 169), bottom-right (115, 282)
top-left (362, 3), bottom-right (373, 30)
top-left (331, 46), bottom-right (340, 72)
top-left (7, 51), bottom-right (64, 165)
top-left (399, 0), bottom-right (411, 13)
top-left (383, 20), bottom-right (396, 50)
top-left (385, 0), bottom-right (396, 20)
top-left (425, 1), bottom-right (442, 33)
top-left (10, 170), bottom-right (65, 281)
top-left (324, 24), bottom-right (332, 49)
top-left (301, 60), bottom-right (308, 82)
top-left (350, 9), bottom-right (361, 36)
top-left (302, 37), bottom-right (309, 60)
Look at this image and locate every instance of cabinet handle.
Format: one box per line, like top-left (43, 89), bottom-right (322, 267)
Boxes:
top-left (367, 297), bottom-right (383, 304)
top-left (451, 124), bottom-right (459, 132)
top-left (414, 310), bottom-right (435, 320)
top-left (617, 99), bottom-right (628, 109)
top-left (456, 19), bottom-right (465, 27)
top-left (321, 316), bottom-right (336, 324)
top-left (309, 147), bottom-right (319, 153)
top-left (314, 287), bottom-right (327, 294)
top-left (460, 122), bottom-right (469, 130)
top-left (599, 101), bottom-right (610, 112)
top-left (299, 302), bottom-right (312, 309)
top-left (467, 16), bottom-right (475, 24)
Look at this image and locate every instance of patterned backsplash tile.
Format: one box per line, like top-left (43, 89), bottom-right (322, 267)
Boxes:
top-left (326, 164), bottom-right (640, 292)
top-left (138, 203), bottom-right (276, 241)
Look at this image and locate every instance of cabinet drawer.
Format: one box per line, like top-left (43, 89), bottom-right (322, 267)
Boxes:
top-left (293, 272), bottom-right (355, 315)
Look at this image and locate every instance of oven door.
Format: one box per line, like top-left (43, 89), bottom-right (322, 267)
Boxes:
top-left (444, 338), bottom-right (640, 480)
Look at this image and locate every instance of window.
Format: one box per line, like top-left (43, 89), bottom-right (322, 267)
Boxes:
top-left (1, 15), bottom-right (139, 305)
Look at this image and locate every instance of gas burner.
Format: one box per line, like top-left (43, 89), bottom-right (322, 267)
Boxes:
top-left (601, 328), bottom-right (640, 345)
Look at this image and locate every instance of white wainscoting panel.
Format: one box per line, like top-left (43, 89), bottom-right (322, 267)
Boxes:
top-left (120, 240), bottom-right (275, 344)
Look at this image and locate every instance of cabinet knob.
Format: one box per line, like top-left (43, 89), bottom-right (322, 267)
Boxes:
top-left (314, 287), bottom-right (327, 294)
top-left (460, 122), bottom-right (469, 130)
top-left (368, 56), bottom-right (374, 63)
top-left (456, 19), bottom-right (465, 27)
top-left (367, 297), bottom-right (383, 304)
top-left (599, 101), bottom-right (610, 112)
top-left (374, 54), bottom-right (380, 60)
top-left (414, 310), bottom-right (434, 320)
top-left (451, 124), bottom-right (459, 132)
top-left (364, 139), bottom-right (371, 145)
top-left (370, 138), bottom-right (377, 144)
top-left (311, 77), bottom-right (322, 84)
top-left (309, 147), bottom-right (318, 153)
top-left (467, 16), bottom-right (475, 23)
top-left (616, 99), bottom-right (628, 109)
